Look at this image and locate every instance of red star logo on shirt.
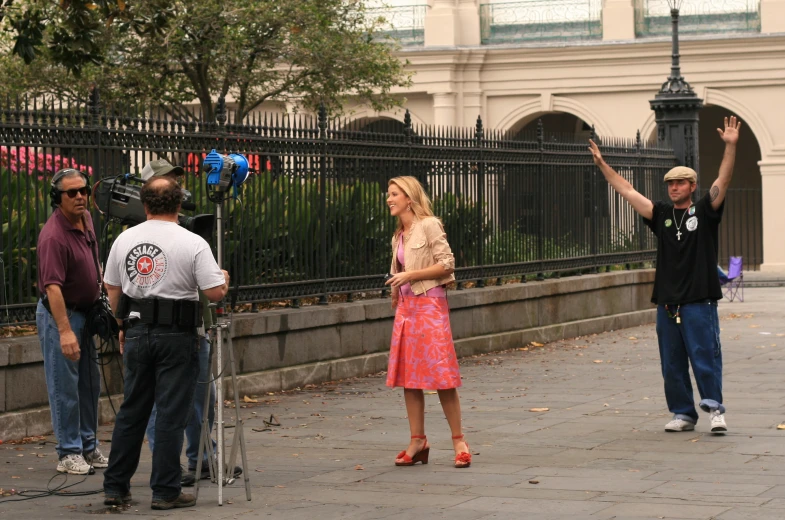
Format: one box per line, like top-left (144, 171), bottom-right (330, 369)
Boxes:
top-left (137, 256), bottom-right (153, 275)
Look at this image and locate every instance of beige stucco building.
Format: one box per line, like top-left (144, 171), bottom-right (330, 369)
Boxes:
top-left (351, 0), bottom-right (785, 272)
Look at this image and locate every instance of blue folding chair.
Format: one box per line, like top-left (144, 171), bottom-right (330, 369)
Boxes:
top-left (721, 256), bottom-right (744, 302)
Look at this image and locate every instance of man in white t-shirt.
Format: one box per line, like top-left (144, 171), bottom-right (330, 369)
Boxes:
top-left (102, 177), bottom-right (229, 510)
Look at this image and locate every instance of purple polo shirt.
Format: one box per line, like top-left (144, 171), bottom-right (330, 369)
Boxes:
top-left (37, 209), bottom-right (100, 309)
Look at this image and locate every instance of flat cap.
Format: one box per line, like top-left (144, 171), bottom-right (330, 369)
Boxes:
top-left (663, 166), bottom-right (697, 184)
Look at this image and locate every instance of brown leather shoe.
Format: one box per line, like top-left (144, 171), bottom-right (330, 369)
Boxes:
top-left (104, 493), bottom-right (132, 506)
top-left (150, 493), bottom-right (196, 510)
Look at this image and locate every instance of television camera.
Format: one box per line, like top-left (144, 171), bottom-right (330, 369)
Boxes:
top-left (93, 174), bottom-right (215, 240)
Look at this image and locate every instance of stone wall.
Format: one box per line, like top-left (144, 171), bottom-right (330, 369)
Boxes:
top-left (0, 270), bottom-right (655, 441)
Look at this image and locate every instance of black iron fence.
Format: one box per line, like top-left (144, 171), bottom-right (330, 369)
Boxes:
top-left (702, 187), bottom-right (762, 270)
top-left (1, 92), bottom-right (679, 326)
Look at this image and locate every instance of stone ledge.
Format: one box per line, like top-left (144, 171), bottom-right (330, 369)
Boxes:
top-left (0, 394), bottom-right (122, 442)
top-left (228, 270), bottom-right (655, 337)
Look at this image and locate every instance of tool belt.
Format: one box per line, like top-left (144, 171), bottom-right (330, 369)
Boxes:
top-left (118, 295), bottom-right (202, 328)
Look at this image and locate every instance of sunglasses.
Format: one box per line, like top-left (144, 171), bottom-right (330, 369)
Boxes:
top-left (59, 186), bottom-right (90, 198)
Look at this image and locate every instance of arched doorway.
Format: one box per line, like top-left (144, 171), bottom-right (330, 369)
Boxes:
top-left (511, 112), bottom-right (594, 141)
top-left (500, 112), bottom-right (600, 244)
top-left (698, 106), bottom-right (762, 269)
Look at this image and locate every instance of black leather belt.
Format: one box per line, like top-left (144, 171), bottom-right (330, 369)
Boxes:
top-left (40, 296), bottom-right (93, 315)
top-left (123, 297), bottom-right (202, 327)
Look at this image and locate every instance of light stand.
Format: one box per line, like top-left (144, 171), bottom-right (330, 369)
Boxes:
top-left (194, 150), bottom-right (252, 505)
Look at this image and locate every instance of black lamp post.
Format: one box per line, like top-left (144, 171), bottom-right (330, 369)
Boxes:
top-left (649, 0), bottom-right (703, 181)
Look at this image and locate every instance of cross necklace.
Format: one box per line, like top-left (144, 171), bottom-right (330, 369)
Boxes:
top-left (672, 206), bottom-right (689, 241)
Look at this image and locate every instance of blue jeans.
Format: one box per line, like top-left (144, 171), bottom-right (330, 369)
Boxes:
top-left (103, 324), bottom-right (199, 501)
top-left (656, 301), bottom-right (725, 424)
top-left (146, 335), bottom-right (216, 469)
top-left (36, 300), bottom-right (101, 459)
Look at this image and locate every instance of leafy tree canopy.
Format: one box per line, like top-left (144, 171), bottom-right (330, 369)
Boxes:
top-left (0, 0), bottom-right (412, 120)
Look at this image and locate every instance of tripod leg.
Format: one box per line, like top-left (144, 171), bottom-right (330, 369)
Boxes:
top-left (194, 331), bottom-right (217, 499)
top-left (216, 325), bottom-right (224, 505)
top-left (226, 333), bottom-right (252, 501)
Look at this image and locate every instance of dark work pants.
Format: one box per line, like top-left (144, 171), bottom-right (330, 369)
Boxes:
top-left (103, 324), bottom-right (198, 501)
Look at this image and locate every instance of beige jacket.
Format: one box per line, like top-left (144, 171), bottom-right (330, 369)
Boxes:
top-left (390, 216), bottom-right (456, 297)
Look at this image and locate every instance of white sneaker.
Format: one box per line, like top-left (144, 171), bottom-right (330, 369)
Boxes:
top-left (56, 454), bottom-right (91, 475)
top-left (710, 410), bottom-right (728, 434)
top-left (84, 447), bottom-right (109, 468)
top-left (665, 418), bottom-right (695, 432)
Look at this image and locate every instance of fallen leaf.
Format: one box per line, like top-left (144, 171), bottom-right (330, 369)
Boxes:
top-left (243, 395), bottom-right (258, 403)
top-left (529, 480), bottom-right (539, 484)
top-left (529, 407), bottom-right (549, 412)
top-left (425, 391), bottom-right (437, 395)
top-left (777, 424), bottom-right (785, 430)
top-left (593, 360), bottom-right (603, 364)
top-left (628, 336), bottom-right (637, 340)
top-left (531, 342), bottom-right (544, 347)
top-left (354, 465), bottom-right (364, 470)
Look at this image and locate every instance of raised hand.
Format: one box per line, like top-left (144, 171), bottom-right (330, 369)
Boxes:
top-left (717, 115), bottom-right (741, 145)
top-left (588, 139), bottom-right (604, 166)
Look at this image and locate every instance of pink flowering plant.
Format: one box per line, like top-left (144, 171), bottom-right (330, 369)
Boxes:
top-left (0, 146), bottom-right (93, 178)
top-left (1, 146), bottom-right (93, 306)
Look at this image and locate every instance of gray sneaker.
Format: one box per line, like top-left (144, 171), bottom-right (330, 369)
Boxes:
top-left (664, 418), bottom-right (695, 432)
top-left (84, 447), bottom-right (109, 468)
top-left (56, 454), bottom-right (90, 475)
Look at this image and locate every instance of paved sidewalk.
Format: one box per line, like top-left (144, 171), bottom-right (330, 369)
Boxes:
top-left (1, 288), bottom-right (785, 519)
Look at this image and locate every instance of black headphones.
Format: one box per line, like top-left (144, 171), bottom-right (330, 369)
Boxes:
top-left (50, 168), bottom-right (92, 208)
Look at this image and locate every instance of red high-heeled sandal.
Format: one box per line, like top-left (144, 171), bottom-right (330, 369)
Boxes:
top-left (395, 435), bottom-right (429, 466)
top-left (453, 434), bottom-right (471, 468)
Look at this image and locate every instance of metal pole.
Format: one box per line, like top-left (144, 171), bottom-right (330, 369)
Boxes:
top-left (215, 200), bottom-right (224, 505)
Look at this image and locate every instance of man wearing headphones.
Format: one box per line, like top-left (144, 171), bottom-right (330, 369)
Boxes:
top-left (36, 168), bottom-right (108, 475)
top-left (102, 177), bottom-right (229, 510)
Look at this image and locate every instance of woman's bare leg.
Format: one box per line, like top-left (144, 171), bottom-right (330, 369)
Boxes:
top-left (438, 388), bottom-right (469, 456)
top-left (397, 388), bottom-right (428, 461)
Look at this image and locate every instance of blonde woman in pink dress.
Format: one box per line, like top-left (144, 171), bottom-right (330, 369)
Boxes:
top-left (384, 176), bottom-right (471, 469)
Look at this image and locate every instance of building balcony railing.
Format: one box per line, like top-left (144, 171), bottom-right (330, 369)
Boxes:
top-left (634, 0), bottom-right (761, 37)
top-left (367, 4), bottom-right (427, 47)
top-left (480, 0), bottom-right (602, 44)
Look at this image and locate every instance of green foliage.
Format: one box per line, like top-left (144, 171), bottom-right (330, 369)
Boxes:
top-left (219, 173), bottom-right (394, 284)
top-left (1, 167), bottom-right (49, 304)
top-left (483, 228), bottom-right (592, 264)
top-left (433, 193), bottom-right (492, 267)
top-left (0, 0), bottom-right (413, 120)
top-left (483, 229), bottom-right (535, 264)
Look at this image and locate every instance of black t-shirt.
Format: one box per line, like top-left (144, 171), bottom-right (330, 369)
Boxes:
top-left (642, 192), bottom-right (724, 305)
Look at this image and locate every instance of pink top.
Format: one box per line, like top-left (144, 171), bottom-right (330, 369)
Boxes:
top-left (397, 237), bottom-right (446, 298)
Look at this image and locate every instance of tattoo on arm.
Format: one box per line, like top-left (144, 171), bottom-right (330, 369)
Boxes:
top-left (710, 186), bottom-right (720, 202)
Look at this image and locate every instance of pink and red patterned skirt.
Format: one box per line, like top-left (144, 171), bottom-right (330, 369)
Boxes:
top-left (386, 295), bottom-right (462, 390)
